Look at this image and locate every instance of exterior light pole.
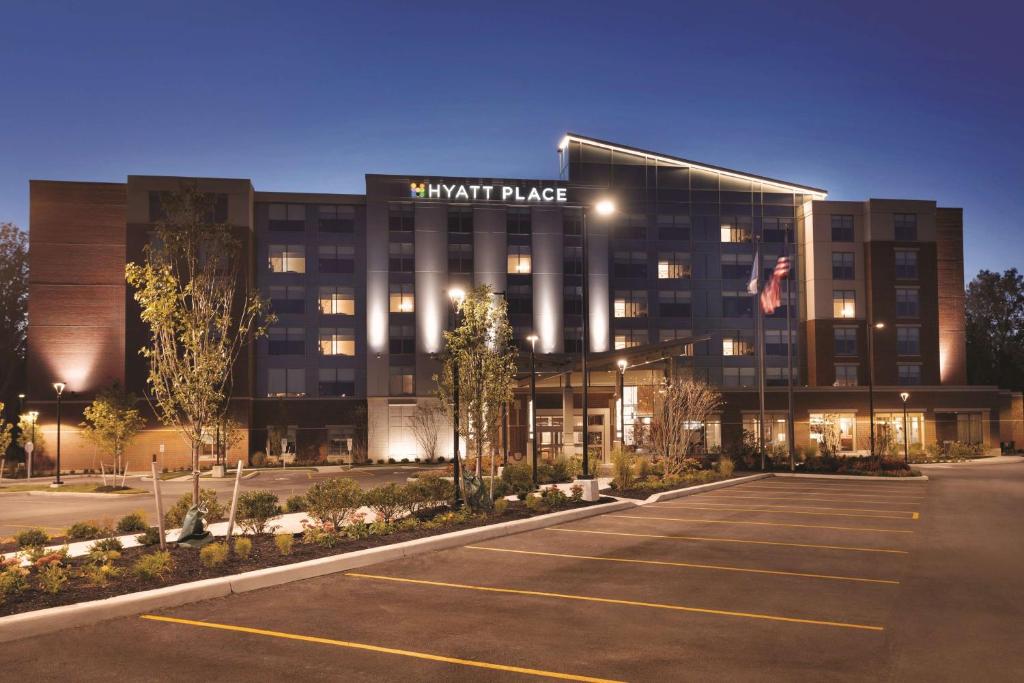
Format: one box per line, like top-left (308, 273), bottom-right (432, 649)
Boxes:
top-left (617, 359), bottom-right (627, 447)
top-left (900, 392), bottom-right (910, 464)
top-left (52, 382), bottom-right (66, 486)
top-left (447, 288), bottom-right (465, 509)
top-left (867, 321), bottom-right (884, 456)
top-left (527, 334), bottom-right (539, 486)
top-left (26, 411), bottom-right (38, 479)
top-left (580, 198), bottom-right (616, 478)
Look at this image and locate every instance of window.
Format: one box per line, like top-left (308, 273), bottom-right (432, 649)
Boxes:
top-left (327, 425), bottom-right (354, 458)
top-left (268, 327), bottom-right (305, 355)
top-left (507, 245), bottom-right (532, 274)
top-left (833, 290), bottom-right (856, 318)
top-left (898, 363), bottom-right (921, 385)
top-left (834, 363), bottom-right (858, 387)
top-left (319, 328), bottom-right (355, 356)
top-left (762, 218), bottom-right (792, 243)
top-left (832, 252), bottom-right (855, 280)
top-left (657, 252), bottom-right (690, 279)
top-left (956, 413), bottom-right (983, 444)
top-left (614, 291), bottom-right (648, 318)
top-left (611, 250), bottom-right (645, 278)
top-left (563, 246), bottom-right (583, 276)
top-left (268, 245), bottom-right (305, 273)
top-left (877, 411), bottom-right (925, 447)
top-left (563, 285), bottom-right (582, 315)
top-left (723, 367), bottom-right (755, 387)
top-left (764, 368), bottom-right (794, 387)
top-left (764, 329), bottom-right (796, 356)
top-left (507, 207), bottom-right (531, 235)
top-left (833, 327), bottom-right (857, 356)
top-left (389, 204), bottom-right (414, 233)
top-left (721, 253), bottom-right (754, 279)
top-left (894, 213), bottom-right (917, 241)
top-left (621, 214), bottom-right (647, 240)
top-left (659, 327), bottom-right (692, 344)
top-left (389, 242), bottom-right (414, 272)
top-left (447, 207), bottom-right (473, 234)
top-left (268, 204), bottom-right (306, 231)
top-left (810, 413), bottom-right (855, 452)
top-left (895, 249), bottom-right (918, 279)
top-left (388, 404), bottom-right (417, 456)
top-left (389, 325), bottom-right (415, 354)
top-left (897, 326), bottom-right (920, 355)
top-left (565, 328), bottom-right (582, 353)
top-left (389, 367), bottom-right (415, 395)
top-left (507, 284), bottom-right (532, 316)
top-left (389, 284), bottom-right (414, 313)
top-left (318, 205), bottom-right (355, 233)
top-left (318, 245), bottom-right (355, 274)
top-left (269, 286), bottom-right (305, 315)
top-left (448, 243), bottom-right (473, 274)
top-left (563, 210), bottom-right (582, 236)
top-left (657, 214), bottom-right (690, 241)
top-left (896, 288), bottom-right (919, 318)
top-left (831, 215), bottom-right (854, 242)
top-left (722, 291), bottom-right (753, 317)
top-left (267, 368), bottom-right (305, 397)
top-left (721, 224), bottom-right (751, 243)
top-left (658, 290), bottom-right (692, 317)
top-left (614, 329), bottom-right (648, 349)
top-left (722, 337), bottom-right (752, 356)
top-left (318, 368), bottom-right (355, 397)
top-left (318, 286), bottom-right (354, 315)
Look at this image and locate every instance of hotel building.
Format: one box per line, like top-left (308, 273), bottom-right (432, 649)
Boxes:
top-left (25, 134), bottom-right (1023, 470)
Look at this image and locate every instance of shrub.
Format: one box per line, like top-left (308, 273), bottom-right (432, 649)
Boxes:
top-left (570, 483), bottom-right (583, 502)
top-left (233, 537), bottom-right (253, 560)
top-left (364, 483), bottom-right (411, 524)
top-left (305, 477), bottom-right (363, 528)
top-left (500, 463), bottom-right (535, 499)
top-left (136, 527), bottom-right (161, 546)
top-left (82, 561), bottom-right (121, 586)
top-left (132, 551), bottom-right (173, 581)
top-left (0, 564), bottom-right (29, 599)
top-left (286, 495), bottom-right (307, 513)
top-left (164, 489), bottom-right (225, 529)
top-left (301, 520), bottom-right (343, 548)
top-left (237, 490), bottom-right (280, 535)
top-left (65, 522), bottom-right (103, 542)
top-left (493, 497), bottom-right (509, 515)
top-left (250, 451), bottom-right (268, 468)
top-left (406, 473), bottom-right (455, 510)
top-left (89, 537), bottom-right (124, 553)
top-left (717, 456), bottom-right (735, 478)
top-left (635, 457), bottom-right (652, 480)
top-left (37, 564), bottom-right (70, 594)
top-left (611, 448), bottom-right (635, 491)
top-left (199, 542), bottom-right (229, 568)
top-left (540, 487), bottom-right (570, 510)
top-left (33, 550), bottom-right (67, 569)
top-left (116, 512), bottom-right (148, 533)
top-left (525, 494), bottom-right (550, 514)
top-left (15, 528), bottom-right (49, 549)
top-left (274, 533), bottom-right (294, 556)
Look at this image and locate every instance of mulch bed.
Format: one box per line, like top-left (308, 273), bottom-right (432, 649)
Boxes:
top-left (609, 474), bottom-right (733, 500)
top-left (0, 498), bottom-right (612, 618)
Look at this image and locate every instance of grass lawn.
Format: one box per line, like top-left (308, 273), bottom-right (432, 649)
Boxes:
top-left (0, 483), bottom-right (147, 495)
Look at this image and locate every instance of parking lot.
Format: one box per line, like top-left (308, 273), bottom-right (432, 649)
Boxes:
top-left (7, 463), bottom-right (1024, 681)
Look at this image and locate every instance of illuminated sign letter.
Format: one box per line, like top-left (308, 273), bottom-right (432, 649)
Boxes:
top-left (541, 187), bottom-right (554, 201)
top-left (501, 186), bottom-right (514, 201)
top-left (527, 188), bottom-right (541, 202)
top-left (428, 184), bottom-right (441, 198)
top-left (556, 188), bottom-right (567, 202)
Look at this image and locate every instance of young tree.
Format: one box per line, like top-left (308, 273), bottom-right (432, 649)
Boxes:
top-left (410, 402), bottom-right (443, 462)
top-left (80, 383), bottom-right (146, 485)
top-left (125, 184), bottom-right (273, 505)
top-left (647, 377), bottom-right (722, 476)
top-left (0, 403), bottom-right (13, 462)
top-left (0, 223), bottom-right (28, 402)
top-left (966, 268), bottom-right (1024, 391)
top-left (212, 415), bottom-right (244, 467)
top-left (435, 285), bottom-right (517, 503)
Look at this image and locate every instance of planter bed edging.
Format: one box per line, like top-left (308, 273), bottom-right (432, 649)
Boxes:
top-left (641, 473), bottom-right (772, 504)
top-left (0, 500), bottom-right (633, 643)
top-left (773, 472), bottom-right (928, 482)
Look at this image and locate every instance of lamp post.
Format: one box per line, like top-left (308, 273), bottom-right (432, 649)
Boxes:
top-left (52, 382), bottom-right (66, 486)
top-left (527, 334), bottom-right (539, 486)
top-left (900, 392), bottom-right (910, 464)
top-left (26, 411), bottom-right (38, 479)
top-left (447, 288), bottom-right (465, 509)
top-left (867, 321), bottom-right (885, 456)
top-left (617, 359), bottom-right (627, 447)
top-left (580, 198), bottom-right (616, 478)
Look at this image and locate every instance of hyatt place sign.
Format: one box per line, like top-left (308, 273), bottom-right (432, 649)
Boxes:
top-left (410, 182), bottom-right (567, 203)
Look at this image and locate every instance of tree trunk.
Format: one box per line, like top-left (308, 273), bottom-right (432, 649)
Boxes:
top-left (192, 443), bottom-right (201, 506)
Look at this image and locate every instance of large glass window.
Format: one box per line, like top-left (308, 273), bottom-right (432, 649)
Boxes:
top-left (389, 204), bottom-right (414, 233)
top-left (762, 218), bottom-right (792, 243)
top-left (720, 223), bottom-right (752, 243)
top-left (832, 252), bottom-right (855, 280)
top-left (721, 253), bottom-right (754, 279)
top-left (833, 290), bottom-right (856, 318)
top-left (831, 215), bottom-right (854, 242)
top-left (957, 413), bottom-right (983, 444)
top-left (268, 204), bottom-right (306, 231)
top-left (267, 368), bottom-right (305, 397)
top-left (657, 214), bottom-right (690, 241)
top-left (894, 213), bottom-right (918, 241)
top-left (318, 368), bottom-right (355, 397)
top-left (447, 207), bottom-right (473, 234)
top-left (319, 328), bottom-right (355, 356)
top-left (563, 210), bottom-right (582, 236)
top-left (614, 329), bottom-right (648, 349)
top-left (268, 245), bottom-right (305, 273)
top-left (389, 284), bottom-right (414, 313)
top-left (563, 285), bottom-right (582, 315)
top-left (834, 363), bottom-right (858, 387)
top-left (318, 286), bottom-right (354, 315)
top-left (563, 245), bottom-right (583, 276)
top-left (318, 245), bottom-right (354, 274)
top-left (810, 413), bottom-right (855, 452)
top-left (268, 327), bottom-right (305, 356)
top-left (389, 367), bottom-right (415, 396)
top-left (389, 242), bottom-right (414, 272)
top-left (657, 252), bottom-right (690, 279)
top-left (722, 291), bottom-right (753, 317)
top-left (389, 324), bottom-right (415, 355)
top-left (833, 327), bottom-right (857, 356)
top-left (507, 207), bottom-right (531, 235)
top-left (507, 245), bottom-right (532, 274)
top-left (764, 329), bottom-right (796, 356)
top-left (614, 291), bottom-right (648, 318)
top-left (723, 367), bottom-right (755, 387)
top-left (877, 411), bottom-right (925, 447)
top-left (318, 205), bottom-right (355, 233)
top-left (448, 243), bottom-right (473, 274)
top-left (613, 251), bottom-right (647, 278)
top-left (658, 289), bottom-right (691, 317)
top-left (897, 326), bottom-right (920, 355)
top-left (722, 337), bottom-right (752, 356)
top-left (895, 249), bottom-right (918, 279)
top-left (507, 284), bottom-right (532, 316)
top-left (269, 285), bottom-right (305, 315)
top-left (896, 288), bottom-right (919, 318)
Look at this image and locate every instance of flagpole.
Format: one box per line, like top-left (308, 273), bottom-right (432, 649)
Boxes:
top-left (785, 226), bottom-right (796, 472)
top-left (755, 235), bottom-right (767, 471)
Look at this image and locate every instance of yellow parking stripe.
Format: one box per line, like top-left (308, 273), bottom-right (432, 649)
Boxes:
top-left (141, 615), bottom-right (621, 683)
top-left (545, 527), bottom-right (909, 554)
top-left (465, 545), bottom-right (899, 585)
top-left (346, 573), bottom-right (884, 632)
top-left (653, 503), bottom-right (919, 520)
top-left (613, 513), bottom-right (913, 534)
top-left (704, 494), bottom-right (920, 507)
top-left (662, 501), bottom-right (920, 517)
top-left (739, 485), bottom-right (925, 497)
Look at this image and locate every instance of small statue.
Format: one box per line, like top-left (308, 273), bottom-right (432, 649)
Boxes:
top-left (461, 471), bottom-right (491, 511)
top-left (176, 503), bottom-right (213, 548)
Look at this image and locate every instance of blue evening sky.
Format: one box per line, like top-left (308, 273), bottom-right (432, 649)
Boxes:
top-left (1, 1), bottom-right (1021, 279)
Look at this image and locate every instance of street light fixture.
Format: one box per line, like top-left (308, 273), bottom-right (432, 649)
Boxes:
top-left (25, 411), bottom-right (38, 479)
top-left (867, 321), bottom-right (885, 456)
top-left (580, 198), bottom-right (616, 478)
top-left (617, 359), bottom-right (628, 447)
top-left (446, 288), bottom-right (466, 509)
top-left (900, 392), bottom-right (911, 464)
top-left (527, 334), bottom-right (539, 486)
top-left (52, 382), bottom-right (66, 486)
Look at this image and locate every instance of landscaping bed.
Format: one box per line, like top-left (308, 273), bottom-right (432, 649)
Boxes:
top-left (0, 497), bottom-right (611, 618)
top-left (609, 471), bottom-right (733, 499)
top-left (0, 483), bottom-right (145, 495)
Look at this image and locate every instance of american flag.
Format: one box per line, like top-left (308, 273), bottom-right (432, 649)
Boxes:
top-left (760, 256), bottom-right (791, 314)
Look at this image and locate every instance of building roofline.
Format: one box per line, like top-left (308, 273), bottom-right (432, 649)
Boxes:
top-left (560, 133), bottom-right (828, 198)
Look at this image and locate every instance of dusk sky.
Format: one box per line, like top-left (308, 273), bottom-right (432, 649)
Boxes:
top-left (2, 1), bottom-right (1021, 278)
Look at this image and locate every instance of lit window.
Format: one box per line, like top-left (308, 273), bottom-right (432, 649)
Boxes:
top-left (956, 413), bottom-right (983, 444)
top-left (834, 364), bottom-right (858, 387)
top-left (833, 290), bottom-right (856, 318)
top-left (507, 245), bottom-right (532, 274)
top-left (389, 284), bottom-right (414, 313)
top-left (389, 367), bottom-right (415, 395)
top-left (267, 368), bottom-right (305, 397)
top-left (722, 337), bottom-right (752, 356)
top-left (658, 252), bottom-right (691, 279)
top-left (318, 286), bottom-right (354, 315)
top-left (319, 328), bottom-right (355, 356)
top-left (268, 244), bottom-right (305, 273)
top-left (809, 413), bottom-right (855, 452)
top-left (614, 329), bottom-right (648, 349)
top-left (721, 224), bottom-right (751, 243)
top-left (614, 291), bottom-right (648, 318)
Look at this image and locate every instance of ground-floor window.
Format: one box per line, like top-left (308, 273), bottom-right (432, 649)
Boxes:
top-left (875, 412), bottom-right (925, 448)
top-left (809, 413), bottom-right (856, 452)
top-left (388, 404), bottom-right (417, 460)
top-left (742, 414), bottom-right (789, 446)
top-left (957, 413), bottom-right (983, 444)
top-left (327, 425), bottom-right (354, 459)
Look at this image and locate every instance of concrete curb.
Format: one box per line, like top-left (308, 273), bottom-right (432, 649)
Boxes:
top-left (641, 473), bottom-right (772, 504)
top-left (0, 500), bottom-right (633, 643)
top-left (773, 472), bottom-right (929, 482)
top-left (0, 490), bottom-right (147, 499)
